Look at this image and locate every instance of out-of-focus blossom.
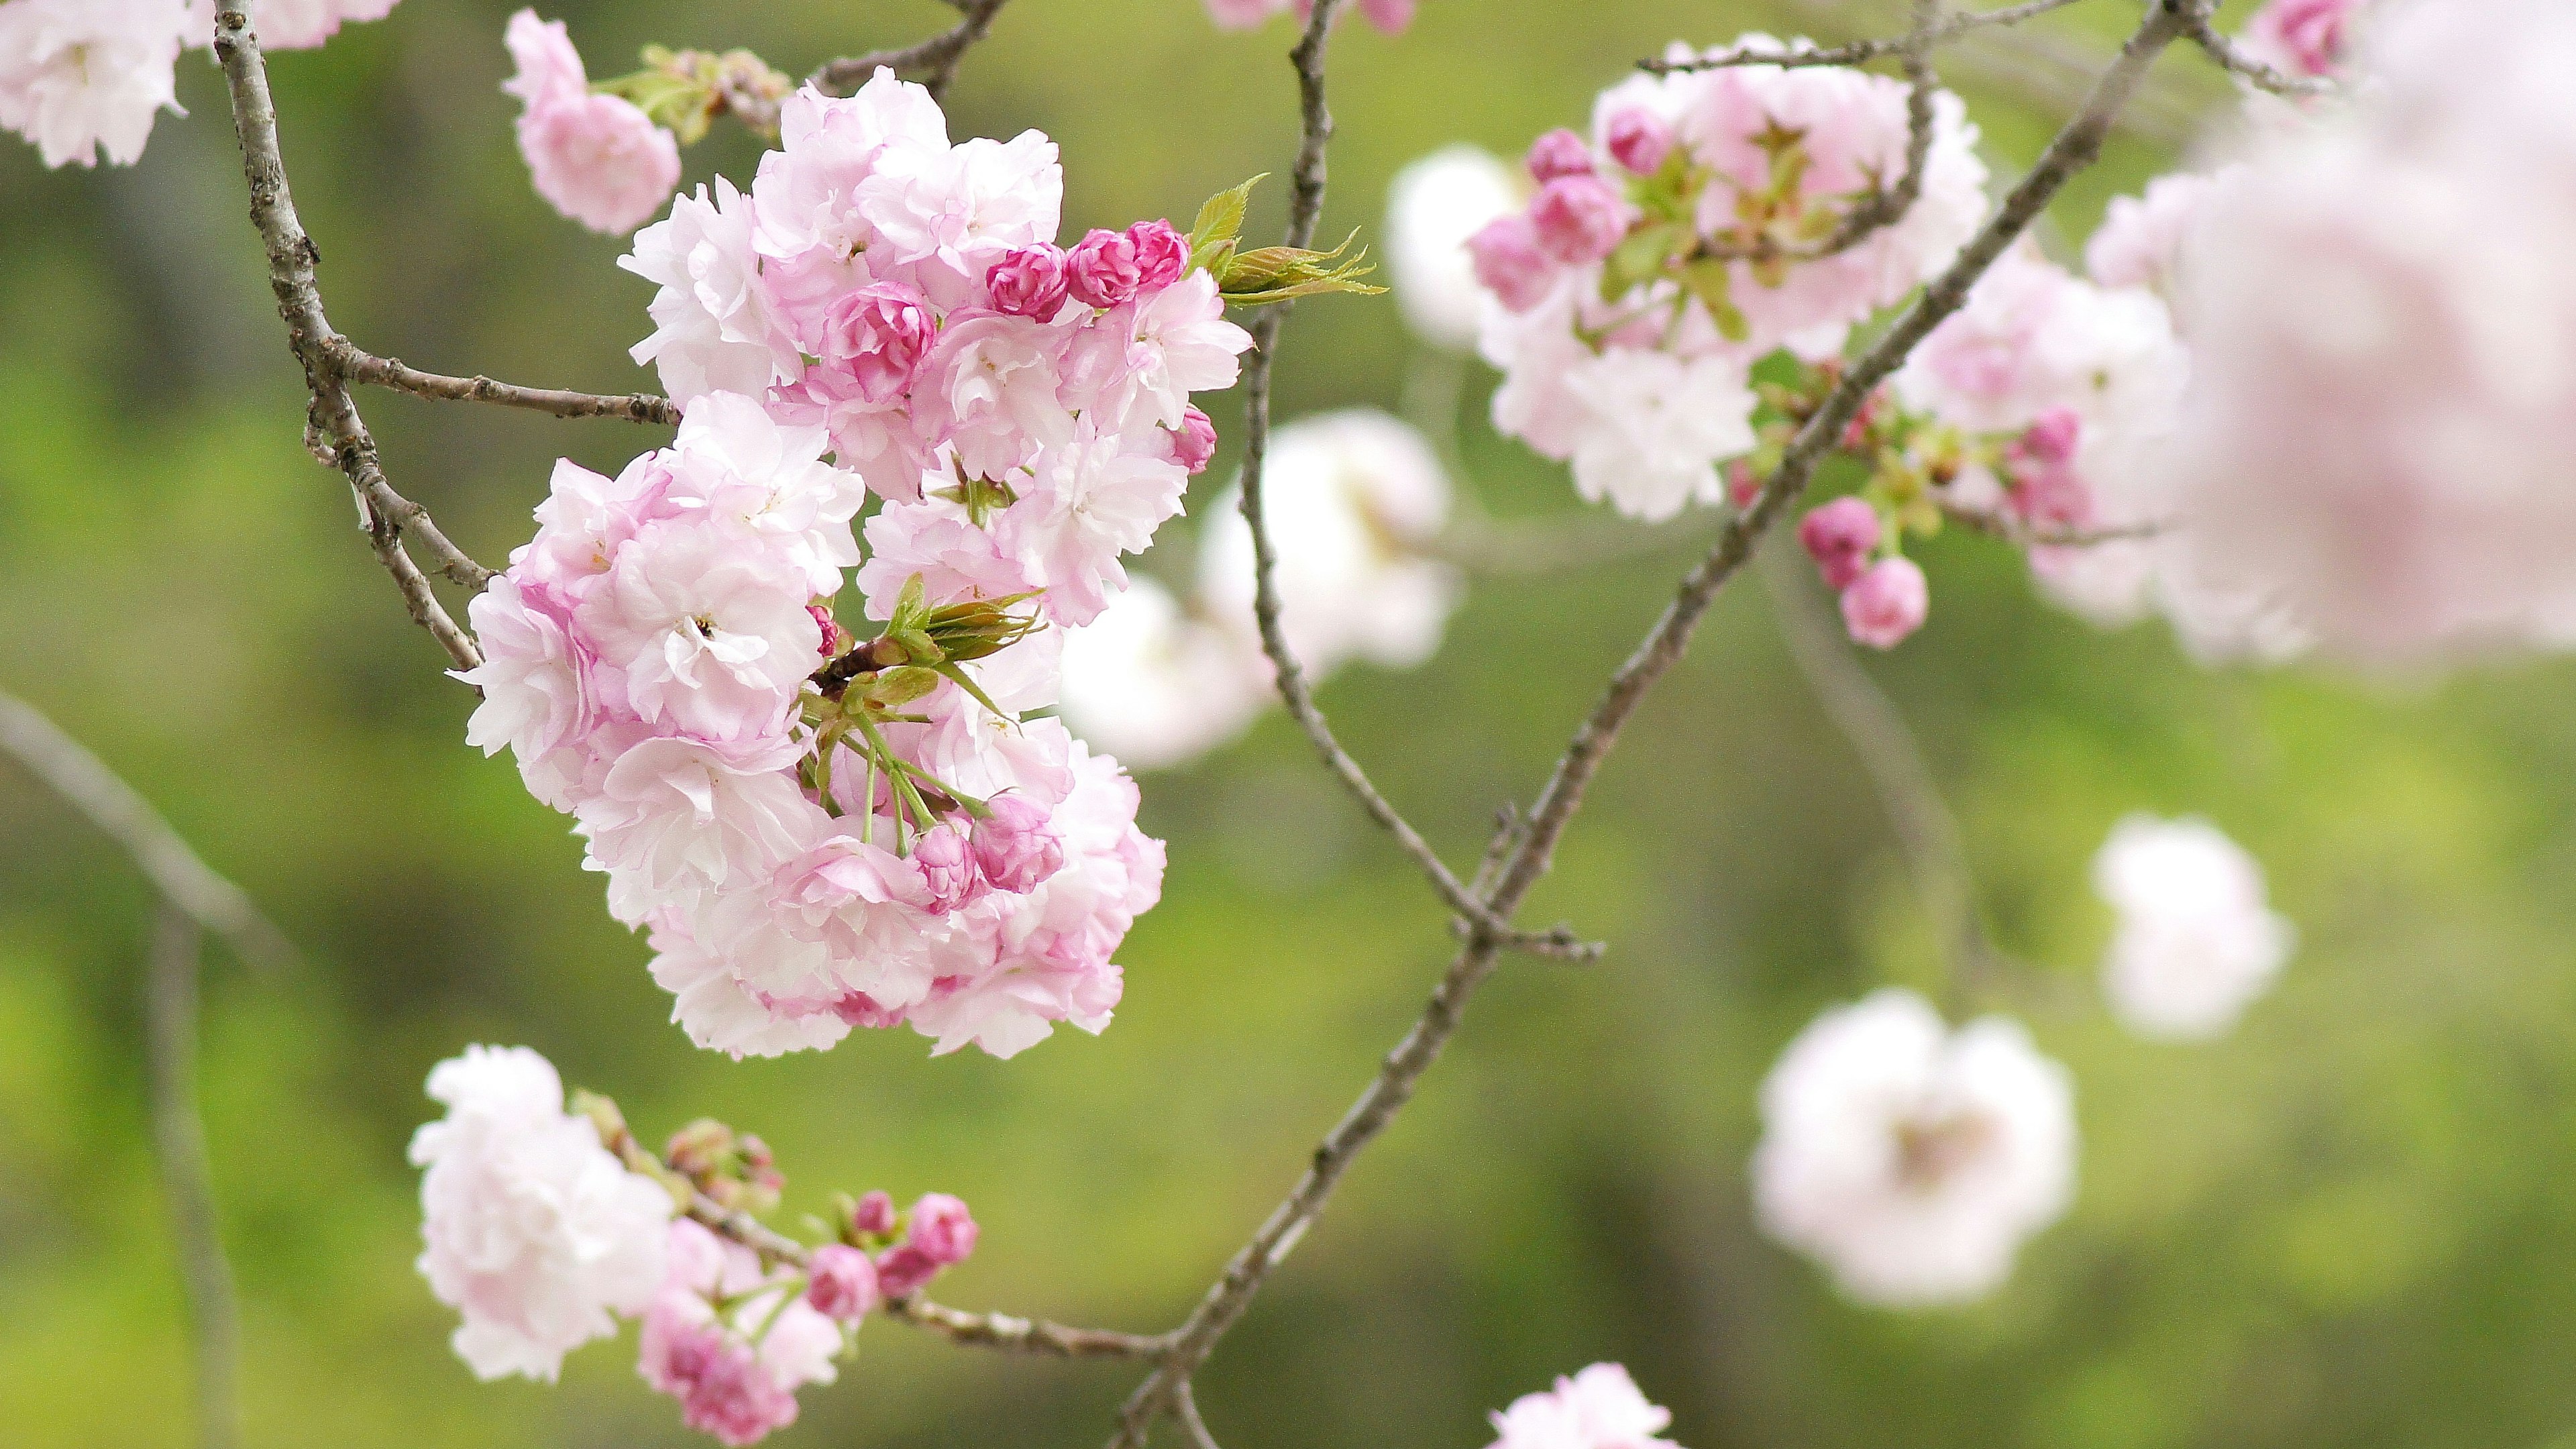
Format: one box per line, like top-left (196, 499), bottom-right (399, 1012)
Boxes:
top-left (1385, 145), bottom-right (1521, 350)
top-left (1486, 1363), bottom-right (1682, 1449)
top-left (1754, 989), bottom-right (2075, 1307)
top-left (409, 1046), bottom-right (673, 1381)
top-left (504, 11), bottom-right (682, 235)
top-left (2093, 814), bottom-right (2295, 1040)
top-left (0, 0), bottom-right (195, 168)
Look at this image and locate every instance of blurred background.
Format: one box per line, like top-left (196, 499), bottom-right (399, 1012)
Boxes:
top-left (7, 1), bottom-right (2576, 1446)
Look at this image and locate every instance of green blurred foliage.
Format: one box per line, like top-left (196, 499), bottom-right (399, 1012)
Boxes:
top-left (3, 2), bottom-right (2575, 1447)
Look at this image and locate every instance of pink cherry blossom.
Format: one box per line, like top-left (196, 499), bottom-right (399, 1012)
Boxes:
top-left (575, 519), bottom-right (820, 743)
top-left (1166, 405), bottom-right (1220, 474)
top-left (504, 11), bottom-right (681, 235)
top-left (1604, 107), bottom-right (1675, 175)
top-left (917, 310), bottom-right (1075, 480)
top-left (905, 1193), bottom-right (979, 1264)
top-left (971, 793), bottom-right (1064, 894)
top-left (1797, 498), bottom-right (1881, 592)
top-left (0, 0), bottom-right (195, 169)
top-left (813, 281), bottom-right (936, 402)
top-left (999, 421), bottom-right (1191, 625)
top-left (803, 1244), bottom-right (880, 1323)
top-left (1527, 176), bottom-right (1629, 266)
top-left (985, 243), bottom-right (1073, 319)
top-left (1067, 227), bottom-right (1144, 309)
top-left (2241, 0), bottom-right (2359, 79)
top-left (1468, 214), bottom-right (1560, 313)
top-left (1126, 219), bottom-right (1190, 290)
top-left (1524, 127), bottom-right (1596, 183)
top-left (1486, 1363), bottom-right (1679, 1449)
top-left (1841, 556), bottom-right (1929, 649)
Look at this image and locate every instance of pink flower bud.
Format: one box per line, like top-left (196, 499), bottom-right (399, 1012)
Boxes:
top-left (971, 793), bottom-right (1065, 895)
top-left (872, 1244), bottom-right (941, 1299)
top-left (1165, 405), bottom-right (1219, 475)
top-left (1726, 460), bottom-right (1762, 509)
top-left (1798, 496), bottom-right (1882, 592)
top-left (2245, 0), bottom-right (2354, 78)
top-left (906, 1193), bottom-right (980, 1265)
top-left (2014, 406), bottom-right (2084, 467)
top-left (1527, 176), bottom-right (1630, 266)
top-left (1126, 219), bottom-right (1191, 290)
top-left (1467, 213), bottom-right (1559, 313)
top-left (1841, 556), bottom-right (1929, 649)
top-left (817, 282), bottom-right (934, 402)
top-left (912, 826), bottom-right (980, 914)
top-left (985, 243), bottom-right (1072, 320)
top-left (808, 604), bottom-right (849, 659)
top-left (853, 1190), bottom-right (898, 1237)
top-left (1524, 127), bottom-right (1596, 184)
top-left (1604, 108), bottom-right (1676, 175)
top-left (805, 1244), bottom-right (881, 1323)
top-left (1067, 227), bottom-right (1144, 309)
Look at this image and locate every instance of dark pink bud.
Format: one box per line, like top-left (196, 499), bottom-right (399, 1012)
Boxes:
top-left (1604, 107), bottom-right (1676, 175)
top-left (1841, 556), bottom-right (1929, 649)
top-left (818, 282), bottom-right (934, 403)
top-left (971, 793), bottom-right (1064, 894)
top-left (872, 1244), bottom-right (942, 1299)
top-left (1466, 213), bottom-right (1558, 313)
top-left (805, 1244), bottom-right (881, 1322)
top-left (2012, 406), bottom-right (2084, 467)
top-left (1798, 496), bottom-right (1882, 592)
top-left (808, 604), bottom-right (848, 659)
top-left (912, 825), bottom-right (980, 914)
top-left (1125, 218), bottom-right (1190, 290)
top-left (1067, 227), bottom-right (1144, 309)
top-left (853, 1189), bottom-right (898, 1237)
top-left (1165, 405), bottom-right (1218, 476)
top-left (830, 991), bottom-right (904, 1029)
top-left (985, 244), bottom-right (1072, 320)
top-left (906, 1192), bottom-right (979, 1265)
top-left (1840, 390), bottom-right (1886, 451)
top-left (1524, 127), bottom-right (1597, 184)
top-left (1527, 175), bottom-right (1629, 266)
top-left (1725, 460), bottom-right (1762, 510)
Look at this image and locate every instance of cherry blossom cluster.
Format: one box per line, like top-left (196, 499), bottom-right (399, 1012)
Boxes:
top-left (410, 1045), bottom-right (979, 1446)
top-left (1059, 408), bottom-right (1460, 769)
top-left (463, 67), bottom-right (1258, 1059)
top-left (1470, 36), bottom-right (1988, 523)
top-left (1485, 1362), bottom-right (1683, 1449)
top-left (0, 0), bottom-right (399, 168)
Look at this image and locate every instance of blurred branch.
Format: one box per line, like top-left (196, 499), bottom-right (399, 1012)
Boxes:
top-left (146, 907), bottom-right (241, 1449)
top-left (1112, 6), bottom-right (2195, 1444)
top-left (2177, 9), bottom-right (2337, 97)
top-left (321, 338), bottom-right (680, 426)
top-left (1939, 498), bottom-right (2167, 547)
top-left (680, 1192), bottom-right (1169, 1360)
top-left (0, 688), bottom-right (296, 973)
top-left (729, 0), bottom-right (1015, 129)
top-left (1217, 0), bottom-right (1545, 958)
top-left (1174, 1381), bottom-right (1224, 1449)
top-left (211, 11), bottom-right (488, 672)
top-left (1642, 0), bottom-right (2100, 73)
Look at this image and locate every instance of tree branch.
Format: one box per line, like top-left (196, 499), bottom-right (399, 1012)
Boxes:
top-left (321, 337), bottom-right (680, 425)
top-left (1937, 498), bottom-right (2167, 548)
top-left (1220, 0), bottom-right (1548, 957)
top-left (1174, 1380), bottom-right (1225, 1449)
top-left (0, 688), bottom-right (297, 973)
top-left (2177, 11), bottom-right (2336, 98)
top-left (211, 10), bottom-right (490, 671)
top-left (146, 906), bottom-right (242, 1449)
top-left (1640, 0), bottom-right (2096, 74)
top-left (679, 1193), bottom-right (1168, 1360)
top-left (1111, 5), bottom-right (2198, 1440)
top-left (728, 0), bottom-right (1016, 131)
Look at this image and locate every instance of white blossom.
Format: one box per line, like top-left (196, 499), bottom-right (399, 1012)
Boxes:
top-left (1385, 145), bottom-right (1521, 351)
top-left (2092, 814), bottom-right (2295, 1040)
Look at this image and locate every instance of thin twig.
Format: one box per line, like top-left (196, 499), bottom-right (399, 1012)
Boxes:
top-left (1222, 0), bottom-right (1540, 955)
top-left (321, 337), bottom-right (680, 426)
top-left (1803, 0), bottom-right (1942, 260)
top-left (0, 688), bottom-right (296, 973)
top-left (1938, 499), bottom-right (2167, 548)
top-left (724, 0), bottom-right (1013, 129)
top-left (1174, 1381), bottom-right (1224, 1449)
top-left (680, 1193), bottom-right (1168, 1360)
top-left (1755, 543), bottom-right (1980, 971)
top-left (2178, 10), bottom-right (2337, 98)
top-left (146, 906), bottom-right (241, 1449)
top-left (1640, 0), bottom-right (2094, 74)
top-left (1110, 7), bottom-right (2197, 1441)
top-left (211, 11), bottom-right (490, 670)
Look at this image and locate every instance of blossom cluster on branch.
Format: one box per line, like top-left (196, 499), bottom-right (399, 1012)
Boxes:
top-left (409, 1045), bottom-right (975, 1445)
top-left (462, 67), bottom-right (1265, 1061)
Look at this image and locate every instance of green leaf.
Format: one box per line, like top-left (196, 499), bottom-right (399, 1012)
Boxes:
top-left (1599, 221), bottom-right (1688, 303)
top-left (1189, 174), bottom-right (1266, 256)
top-left (1679, 258), bottom-right (1749, 342)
